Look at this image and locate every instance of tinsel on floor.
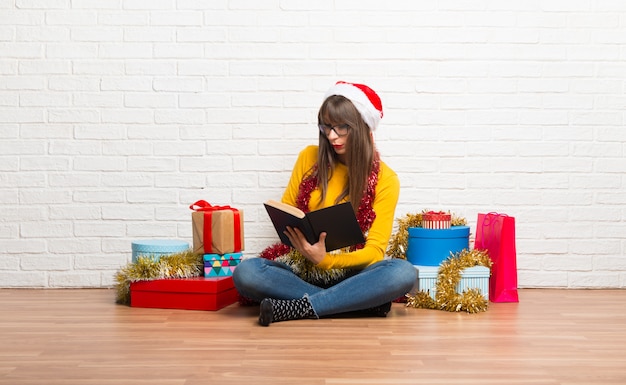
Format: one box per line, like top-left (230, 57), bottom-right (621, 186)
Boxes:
top-left (114, 250), bottom-right (202, 305)
top-left (405, 248), bottom-right (492, 314)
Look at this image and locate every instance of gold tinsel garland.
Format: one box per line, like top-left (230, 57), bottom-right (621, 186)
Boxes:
top-left (405, 248), bottom-right (492, 313)
top-left (275, 249), bottom-right (348, 287)
top-left (386, 210), bottom-right (492, 313)
top-left (386, 210), bottom-right (468, 260)
top-left (114, 250), bottom-right (203, 305)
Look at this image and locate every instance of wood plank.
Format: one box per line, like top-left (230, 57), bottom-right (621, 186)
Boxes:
top-left (0, 289), bottom-right (625, 385)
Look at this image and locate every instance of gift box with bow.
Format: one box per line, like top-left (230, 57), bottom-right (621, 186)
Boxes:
top-left (421, 211), bottom-right (452, 229)
top-left (190, 200), bottom-right (244, 255)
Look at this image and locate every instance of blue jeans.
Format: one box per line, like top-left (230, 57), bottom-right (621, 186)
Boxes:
top-left (232, 257), bottom-right (417, 317)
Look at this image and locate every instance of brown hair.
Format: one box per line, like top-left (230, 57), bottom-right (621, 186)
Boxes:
top-left (315, 95), bottom-right (376, 211)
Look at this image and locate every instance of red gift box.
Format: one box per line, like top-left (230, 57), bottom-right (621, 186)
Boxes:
top-left (421, 211), bottom-right (452, 229)
top-left (190, 200), bottom-right (244, 254)
top-left (130, 277), bottom-right (238, 311)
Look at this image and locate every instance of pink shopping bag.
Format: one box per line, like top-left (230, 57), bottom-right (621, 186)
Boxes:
top-left (475, 213), bottom-right (519, 303)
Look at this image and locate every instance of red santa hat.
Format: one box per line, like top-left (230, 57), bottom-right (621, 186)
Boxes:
top-left (324, 81), bottom-right (383, 131)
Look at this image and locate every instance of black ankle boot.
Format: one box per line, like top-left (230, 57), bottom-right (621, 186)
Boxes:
top-left (258, 297), bottom-right (317, 326)
top-left (361, 302), bottom-right (392, 317)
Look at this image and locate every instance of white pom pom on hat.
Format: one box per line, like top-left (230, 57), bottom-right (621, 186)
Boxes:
top-left (324, 81), bottom-right (383, 131)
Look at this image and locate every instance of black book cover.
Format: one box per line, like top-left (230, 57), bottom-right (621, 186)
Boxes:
top-left (263, 200), bottom-right (365, 252)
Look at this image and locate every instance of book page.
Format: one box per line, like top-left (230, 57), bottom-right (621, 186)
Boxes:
top-left (264, 199), bottom-right (306, 219)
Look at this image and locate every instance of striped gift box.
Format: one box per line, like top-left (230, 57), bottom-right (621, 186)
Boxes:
top-left (421, 211), bottom-right (451, 229)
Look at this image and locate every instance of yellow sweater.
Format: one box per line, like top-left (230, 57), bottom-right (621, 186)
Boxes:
top-left (281, 145), bottom-right (400, 270)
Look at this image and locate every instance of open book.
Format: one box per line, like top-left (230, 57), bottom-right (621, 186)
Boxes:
top-left (263, 200), bottom-right (366, 252)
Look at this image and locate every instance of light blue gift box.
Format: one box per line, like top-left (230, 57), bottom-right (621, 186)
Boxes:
top-left (131, 239), bottom-right (189, 263)
top-left (413, 264), bottom-right (490, 301)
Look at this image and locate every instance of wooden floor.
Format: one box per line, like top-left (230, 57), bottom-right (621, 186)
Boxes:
top-left (1, 289), bottom-right (625, 385)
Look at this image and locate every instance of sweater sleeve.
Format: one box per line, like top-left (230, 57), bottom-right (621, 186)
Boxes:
top-left (315, 162), bottom-right (400, 270)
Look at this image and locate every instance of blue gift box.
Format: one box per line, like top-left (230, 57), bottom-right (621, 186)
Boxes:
top-left (131, 239), bottom-right (189, 263)
top-left (413, 264), bottom-right (490, 300)
top-left (406, 226), bottom-right (470, 266)
top-left (203, 252), bottom-right (242, 277)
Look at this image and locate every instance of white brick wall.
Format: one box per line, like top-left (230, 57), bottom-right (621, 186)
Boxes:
top-left (1, 1), bottom-right (625, 288)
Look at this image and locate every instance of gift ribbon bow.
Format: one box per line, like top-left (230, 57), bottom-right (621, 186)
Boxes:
top-left (423, 210), bottom-right (451, 218)
top-left (190, 200), bottom-right (242, 253)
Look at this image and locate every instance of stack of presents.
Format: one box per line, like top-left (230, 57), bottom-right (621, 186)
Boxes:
top-left (129, 202), bottom-right (244, 311)
top-left (406, 211), bottom-right (490, 300)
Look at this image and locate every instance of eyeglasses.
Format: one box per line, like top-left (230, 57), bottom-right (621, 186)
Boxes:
top-left (318, 124), bottom-right (350, 137)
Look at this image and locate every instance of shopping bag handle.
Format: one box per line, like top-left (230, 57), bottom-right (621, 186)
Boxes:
top-left (483, 212), bottom-right (508, 226)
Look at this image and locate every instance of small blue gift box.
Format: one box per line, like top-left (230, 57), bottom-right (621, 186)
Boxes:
top-left (406, 226), bottom-right (470, 266)
top-left (203, 252), bottom-right (242, 277)
top-left (413, 264), bottom-right (490, 300)
top-left (131, 239), bottom-right (189, 263)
